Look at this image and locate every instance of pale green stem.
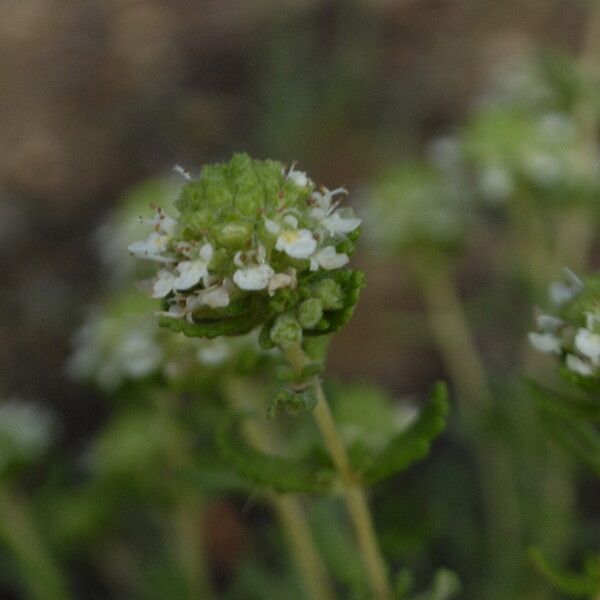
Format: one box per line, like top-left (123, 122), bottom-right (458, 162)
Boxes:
top-left (151, 394), bottom-right (215, 600)
top-left (0, 487), bottom-right (72, 600)
top-left (416, 263), bottom-right (522, 596)
top-left (283, 345), bottom-right (393, 600)
top-left (171, 499), bottom-right (215, 600)
top-left (223, 378), bottom-right (336, 600)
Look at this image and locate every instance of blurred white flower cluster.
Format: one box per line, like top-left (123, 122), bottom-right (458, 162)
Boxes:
top-left (0, 400), bottom-right (54, 476)
top-left (529, 269), bottom-right (600, 378)
top-left (67, 293), bottom-right (265, 391)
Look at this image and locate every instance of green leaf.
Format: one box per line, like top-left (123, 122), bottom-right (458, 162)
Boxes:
top-left (540, 410), bottom-right (600, 475)
top-left (526, 379), bottom-right (600, 421)
top-left (159, 310), bottom-right (261, 339)
top-left (218, 414), bottom-right (334, 493)
top-left (362, 382), bottom-right (449, 485)
top-left (529, 548), bottom-right (600, 597)
top-left (175, 461), bottom-right (255, 494)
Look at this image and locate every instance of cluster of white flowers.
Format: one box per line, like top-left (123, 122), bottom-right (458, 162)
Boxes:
top-left (528, 269), bottom-right (600, 377)
top-left (67, 292), bottom-right (271, 390)
top-left (67, 307), bottom-right (164, 391)
top-left (127, 157), bottom-right (361, 324)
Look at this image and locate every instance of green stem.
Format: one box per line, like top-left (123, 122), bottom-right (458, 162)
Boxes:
top-left (171, 498), bottom-right (215, 600)
top-left (151, 394), bottom-right (215, 600)
top-left (223, 378), bottom-right (336, 600)
top-left (0, 487), bottom-right (72, 600)
top-left (416, 262), bottom-right (522, 595)
top-left (283, 345), bottom-right (393, 600)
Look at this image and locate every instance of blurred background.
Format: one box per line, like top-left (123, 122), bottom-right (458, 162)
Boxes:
top-left (2, 1), bottom-right (600, 599)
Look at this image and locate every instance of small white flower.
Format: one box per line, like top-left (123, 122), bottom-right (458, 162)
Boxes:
top-left (276, 229), bottom-right (317, 259)
top-left (173, 164), bottom-right (192, 181)
top-left (566, 353), bottom-right (594, 376)
top-left (535, 314), bottom-right (564, 331)
top-left (549, 268), bottom-right (584, 306)
top-left (575, 328), bottom-right (600, 361)
top-left (233, 264), bottom-right (275, 290)
top-left (310, 246), bottom-right (349, 271)
top-left (528, 332), bottom-right (561, 355)
top-left (287, 168), bottom-right (311, 188)
top-left (309, 187), bottom-right (348, 220)
top-left (186, 284), bottom-right (231, 314)
top-left (173, 260), bottom-right (208, 290)
top-left (197, 339), bottom-right (230, 365)
top-left (586, 312), bottom-right (600, 332)
top-left (198, 285), bottom-right (230, 309)
top-left (479, 165), bottom-right (514, 203)
top-left (128, 232), bottom-right (174, 262)
top-left (118, 332), bottom-right (162, 377)
top-left (264, 218), bottom-right (281, 235)
top-left (319, 211), bottom-right (362, 235)
top-left (267, 268), bottom-right (297, 296)
top-left (152, 269), bottom-right (177, 298)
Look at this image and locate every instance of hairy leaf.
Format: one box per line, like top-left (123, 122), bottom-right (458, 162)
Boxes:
top-left (218, 414), bottom-right (334, 493)
top-left (527, 379), bottom-right (600, 421)
top-left (362, 382), bottom-right (449, 485)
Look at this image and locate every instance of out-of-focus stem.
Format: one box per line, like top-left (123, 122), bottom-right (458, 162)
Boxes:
top-left (223, 378), bottom-right (336, 600)
top-left (0, 487), bottom-right (72, 600)
top-left (172, 499), bottom-right (215, 600)
top-left (416, 262), bottom-right (522, 595)
top-left (283, 346), bottom-right (393, 600)
top-left (152, 395), bottom-right (215, 600)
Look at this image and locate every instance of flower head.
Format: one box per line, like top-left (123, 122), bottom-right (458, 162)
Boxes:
top-left (128, 154), bottom-right (364, 345)
top-left (529, 269), bottom-right (600, 381)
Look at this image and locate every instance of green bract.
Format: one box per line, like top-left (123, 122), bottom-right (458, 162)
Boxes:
top-left (128, 153), bottom-right (363, 344)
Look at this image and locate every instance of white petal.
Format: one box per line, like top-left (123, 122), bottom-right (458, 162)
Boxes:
top-left (265, 219), bottom-right (280, 235)
top-left (566, 353), bottom-right (593, 376)
top-left (549, 281), bottom-right (576, 306)
top-left (585, 312), bottom-right (600, 331)
top-left (287, 169), bottom-right (311, 187)
top-left (152, 270), bottom-right (177, 298)
top-left (575, 328), bottom-right (600, 360)
top-left (283, 214), bottom-right (298, 229)
top-left (174, 260), bottom-right (207, 290)
top-left (535, 314), bottom-right (564, 331)
top-left (200, 286), bottom-right (230, 308)
top-left (233, 265), bottom-right (275, 290)
top-left (320, 212), bottom-right (362, 235)
top-left (314, 246), bottom-right (349, 270)
top-left (199, 243), bottom-right (213, 263)
top-left (128, 233), bottom-right (169, 259)
top-left (276, 229), bottom-right (317, 259)
top-left (528, 332), bottom-right (561, 355)
top-left (268, 269), bottom-right (297, 296)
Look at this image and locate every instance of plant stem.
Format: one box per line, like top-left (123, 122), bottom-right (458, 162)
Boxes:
top-left (0, 487), bottom-right (72, 600)
top-left (172, 498), bottom-right (215, 600)
top-left (223, 378), bottom-right (336, 600)
top-left (416, 262), bottom-right (522, 596)
top-left (283, 345), bottom-right (393, 600)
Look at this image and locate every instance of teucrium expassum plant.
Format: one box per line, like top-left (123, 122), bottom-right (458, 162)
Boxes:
top-left (129, 154), bottom-right (450, 600)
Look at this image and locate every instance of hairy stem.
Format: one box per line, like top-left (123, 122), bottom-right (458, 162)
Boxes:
top-left (223, 378), bottom-right (335, 600)
top-left (283, 345), bottom-right (393, 600)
